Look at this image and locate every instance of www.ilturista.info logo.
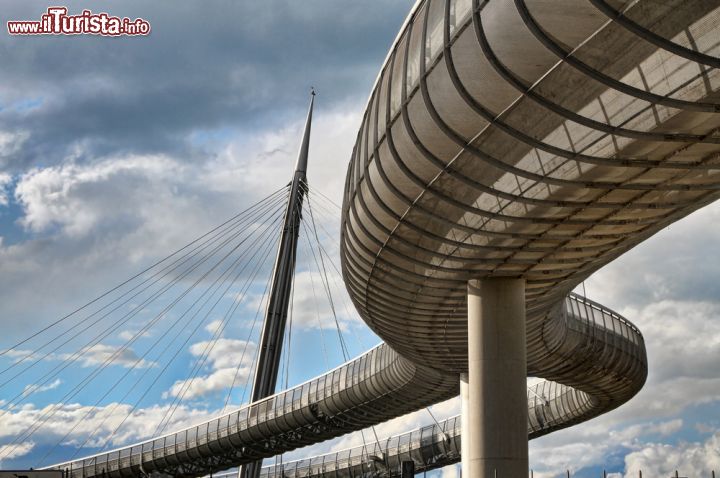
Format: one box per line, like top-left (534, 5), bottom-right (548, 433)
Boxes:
top-left (7, 7), bottom-right (151, 36)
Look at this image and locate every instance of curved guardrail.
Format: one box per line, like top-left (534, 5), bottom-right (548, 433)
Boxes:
top-left (254, 294), bottom-right (645, 477)
top-left (205, 293), bottom-right (645, 478)
top-left (47, 294), bottom-right (644, 477)
top-left (251, 382), bottom-right (591, 478)
top-left (47, 344), bottom-right (458, 477)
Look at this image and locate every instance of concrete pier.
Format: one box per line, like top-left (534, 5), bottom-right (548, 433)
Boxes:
top-left (465, 278), bottom-right (528, 477)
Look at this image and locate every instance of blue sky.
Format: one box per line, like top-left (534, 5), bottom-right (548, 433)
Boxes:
top-left (0, 1), bottom-right (719, 477)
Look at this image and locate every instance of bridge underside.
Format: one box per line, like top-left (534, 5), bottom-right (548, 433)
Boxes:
top-left (341, 0), bottom-right (720, 373)
top-left (338, 0), bottom-right (718, 474)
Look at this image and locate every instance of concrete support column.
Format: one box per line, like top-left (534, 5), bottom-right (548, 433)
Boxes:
top-left (460, 372), bottom-right (470, 476)
top-left (465, 278), bottom-right (528, 478)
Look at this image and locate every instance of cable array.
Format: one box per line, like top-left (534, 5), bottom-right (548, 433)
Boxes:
top-left (0, 181), bottom-right (377, 473)
top-left (0, 187), bottom-right (291, 464)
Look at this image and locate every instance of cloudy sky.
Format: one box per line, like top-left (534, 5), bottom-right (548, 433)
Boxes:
top-left (0, 1), bottom-right (719, 476)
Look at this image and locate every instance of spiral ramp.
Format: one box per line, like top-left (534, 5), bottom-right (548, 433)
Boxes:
top-left (47, 294), bottom-right (643, 477)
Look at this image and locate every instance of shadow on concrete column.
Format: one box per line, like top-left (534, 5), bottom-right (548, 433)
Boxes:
top-left (464, 278), bottom-right (528, 478)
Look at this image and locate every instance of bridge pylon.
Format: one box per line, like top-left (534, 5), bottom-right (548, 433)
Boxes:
top-left (239, 90), bottom-right (315, 478)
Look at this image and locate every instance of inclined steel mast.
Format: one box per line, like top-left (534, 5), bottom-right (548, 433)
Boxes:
top-left (240, 90), bottom-right (314, 478)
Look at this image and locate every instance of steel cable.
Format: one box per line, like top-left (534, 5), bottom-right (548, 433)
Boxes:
top-left (153, 217), bottom-right (283, 437)
top-left (0, 194), bottom-right (289, 459)
top-left (0, 186), bottom-right (288, 360)
top-left (38, 200), bottom-right (289, 464)
top-left (0, 189), bottom-right (289, 384)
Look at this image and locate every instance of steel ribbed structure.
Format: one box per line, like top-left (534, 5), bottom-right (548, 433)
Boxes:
top-left (340, 0), bottom-right (720, 373)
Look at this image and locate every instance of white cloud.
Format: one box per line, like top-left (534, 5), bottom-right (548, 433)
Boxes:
top-left (284, 270), bottom-right (360, 331)
top-left (0, 101), bottom-right (372, 468)
top-left (201, 102), bottom-right (361, 206)
top-left (270, 396), bottom-right (461, 468)
top-left (1, 348), bottom-right (34, 361)
top-left (0, 401), bottom-right (216, 458)
top-left (64, 343), bottom-right (155, 369)
top-left (622, 432), bottom-right (720, 477)
top-left (14, 155), bottom-right (183, 237)
top-left (3, 344), bottom-right (153, 372)
top-left (118, 329), bottom-right (151, 341)
top-left (166, 367), bottom-right (244, 402)
top-left (528, 202), bottom-right (720, 475)
top-left (529, 471), bottom-right (561, 478)
top-left (165, 338), bottom-right (256, 400)
top-left (580, 201), bottom-right (720, 309)
top-left (23, 378), bottom-right (62, 398)
top-left (0, 441), bottom-right (35, 462)
top-left (0, 101), bottom-right (361, 345)
top-left (695, 422), bottom-right (716, 434)
top-left (586, 300), bottom-right (720, 425)
top-left (0, 130), bottom-right (29, 159)
top-left (205, 320), bottom-right (224, 335)
top-left (0, 172), bottom-right (11, 206)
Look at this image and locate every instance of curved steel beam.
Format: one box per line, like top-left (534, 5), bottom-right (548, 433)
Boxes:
top-left (588, 0), bottom-right (720, 70)
top-left (513, 0), bottom-right (720, 113)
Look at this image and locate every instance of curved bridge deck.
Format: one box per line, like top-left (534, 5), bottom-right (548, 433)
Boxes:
top-left (48, 295), bottom-right (643, 478)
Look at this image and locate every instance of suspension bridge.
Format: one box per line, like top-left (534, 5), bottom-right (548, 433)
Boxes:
top-left (1, 0), bottom-right (719, 476)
